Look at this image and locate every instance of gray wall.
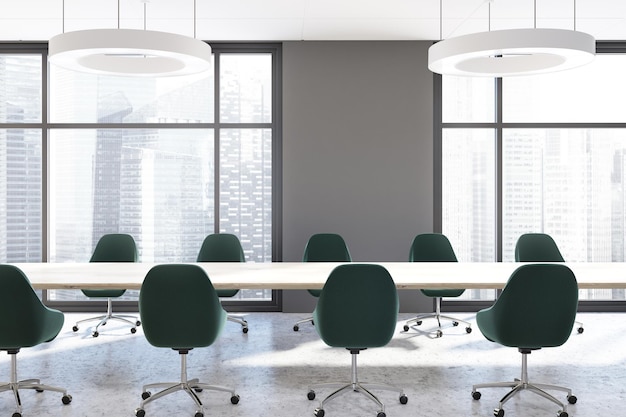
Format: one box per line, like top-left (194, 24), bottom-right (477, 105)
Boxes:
top-left (281, 41), bottom-right (436, 313)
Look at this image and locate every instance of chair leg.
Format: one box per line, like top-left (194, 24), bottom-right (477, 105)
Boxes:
top-left (227, 314), bottom-right (249, 333)
top-left (293, 316), bottom-right (314, 331)
top-left (471, 350), bottom-right (575, 416)
top-left (73, 298), bottom-right (140, 336)
top-left (0, 351), bottom-right (71, 416)
top-left (575, 320), bottom-right (584, 333)
top-left (307, 350), bottom-right (407, 416)
top-left (403, 297), bottom-right (472, 337)
top-left (136, 351), bottom-right (238, 417)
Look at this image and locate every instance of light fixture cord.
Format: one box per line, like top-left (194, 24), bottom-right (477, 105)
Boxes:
top-left (534, 0), bottom-right (537, 29)
top-left (62, 0), bottom-right (65, 33)
top-left (439, 0), bottom-right (442, 40)
top-left (194, 0), bottom-right (197, 39)
top-left (574, 0), bottom-right (577, 31)
top-left (117, 0), bottom-right (120, 29)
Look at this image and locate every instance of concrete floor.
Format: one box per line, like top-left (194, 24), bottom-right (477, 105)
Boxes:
top-left (0, 312), bottom-right (623, 417)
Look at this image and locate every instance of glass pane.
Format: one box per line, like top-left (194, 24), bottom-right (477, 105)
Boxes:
top-left (220, 54), bottom-right (272, 123)
top-left (50, 67), bottom-right (213, 123)
top-left (219, 129), bottom-right (272, 301)
top-left (442, 129), bottom-right (496, 301)
top-left (503, 129), bottom-right (626, 300)
top-left (220, 129), bottom-right (272, 263)
top-left (0, 129), bottom-right (42, 262)
top-left (48, 129), bottom-right (214, 302)
top-left (504, 55), bottom-right (626, 123)
top-left (0, 55), bottom-right (42, 123)
top-left (442, 75), bottom-right (495, 123)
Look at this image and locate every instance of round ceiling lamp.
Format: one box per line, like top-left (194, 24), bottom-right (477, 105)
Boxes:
top-left (428, 0), bottom-right (596, 77)
top-left (428, 28), bottom-right (595, 77)
top-left (48, 0), bottom-right (211, 77)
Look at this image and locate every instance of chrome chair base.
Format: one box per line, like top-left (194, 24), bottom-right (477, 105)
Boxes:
top-left (73, 297), bottom-right (140, 337)
top-left (307, 351), bottom-right (407, 416)
top-left (471, 350), bottom-right (576, 417)
top-left (0, 351), bottom-right (72, 416)
top-left (135, 351), bottom-right (239, 417)
top-left (403, 297), bottom-right (471, 337)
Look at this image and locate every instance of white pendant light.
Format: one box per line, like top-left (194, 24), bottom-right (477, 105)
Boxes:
top-left (428, 0), bottom-right (596, 77)
top-left (48, 0), bottom-right (212, 77)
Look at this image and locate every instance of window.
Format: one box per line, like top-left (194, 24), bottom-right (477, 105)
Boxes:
top-left (0, 43), bottom-right (281, 310)
top-left (438, 44), bottom-right (626, 306)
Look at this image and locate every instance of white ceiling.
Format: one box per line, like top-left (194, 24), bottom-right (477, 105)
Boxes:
top-left (1, 0), bottom-right (625, 42)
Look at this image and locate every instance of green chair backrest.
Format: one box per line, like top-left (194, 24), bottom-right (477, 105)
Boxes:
top-left (83, 233), bottom-right (137, 298)
top-left (410, 233), bottom-right (463, 297)
top-left (196, 233), bottom-right (245, 263)
top-left (313, 264), bottom-right (398, 349)
top-left (139, 264), bottom-right (227, 349)
top-left (409, 233), bottom-right (457, 262)
top-left (303, 233), bottom-right (351, 298)
top-left (303, 233), bottom-right (352, 262)
top-left (90, 233), bottom-right (138, 263)
top-left (476, 263), bottom-right (578, 349)
top-left (0, 265), bottom-right (65, 349)
top-left (196, 233), bottom-right (244, 297)
top-left (515, 233), bottom-right (565, 262)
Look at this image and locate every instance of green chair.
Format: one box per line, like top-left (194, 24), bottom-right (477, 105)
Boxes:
top-left (515, 233), bottom-right (584, 333)
top-left (293, 233), bottom-right (352, 332)
top-left (0, 265), bottom-right (72, 417)
top-left (72, 233), bottom-right (140, 337)
top-left (135, 264), bottom-right (239, 417)
top-left (403, 233), bottom-right (471, 337)
top-left (197, 233), bottom-right (249, 333)
top-left (307, 264), bottom-right (407, 417)
top-left (471, 264), bottom-right (579, 417)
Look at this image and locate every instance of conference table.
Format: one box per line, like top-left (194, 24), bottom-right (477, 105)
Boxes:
top-left (10, 261), bottom-right (626, 290)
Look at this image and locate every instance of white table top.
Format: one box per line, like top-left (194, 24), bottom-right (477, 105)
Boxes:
top-left (8, 261), bottom-right (626, 291)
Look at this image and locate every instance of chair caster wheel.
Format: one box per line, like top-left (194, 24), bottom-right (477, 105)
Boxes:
top-left (307, 390), bottom-right (316, 400)
top-left (377, 412), bottom-right (386, 417)
top-left (399, 394), bottom-right (408, 404)
top-left (452, 321), bottom-right (459, 326)
top-left (62, 394), bottom-right (72, 404)
top-left (403, 325), bottom-right (409, 331)
top-left (131, 327), bottom-right (137, 334)
top-left (435, 330), bottom-right (443, 338)
top-left (558, 412), bottom-right (568, 417)
top-left (242, 327), bottom-right (249, 334)
top-left (136, 320), bottom-right (142, 326)
top-left (135, 408), bottom-right (146, 417)
top-left (567, 395), bottom-right (577, 404)
top-left (194, 412), bottom-right (204, 417)
top-left (293, 325), bottom-right (300, 331)
top-left (72, 326), bottom-right (79, 332)
top-left (577, 327), bottom-right (584, 334)
top-left (314, 408), bottom-right (325, 417)
top-left (230, 394), bottom-right (240, 404)
top-left (12, 412), bottom-right (22, 417)
top-left (494, 408), bottom-right (504, 417)
top-left (416, 320), bottom-right (422, 326)
top-left (141, 391), bottom-right (151, 400)
top-left (472, 391), bottom-right (481, 400)
top-left (92, 331), bottom-right (99, 337)
top-left (466, 327), bottom-right (472, 333)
